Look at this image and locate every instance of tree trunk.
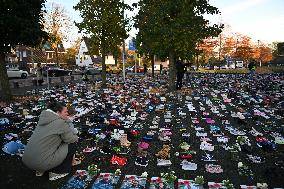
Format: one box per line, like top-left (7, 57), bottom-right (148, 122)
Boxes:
top-left (55, 47), bottom-right (59, 67)
top-left (196, 55), bottom-right (199, 70)
top-left (168, 51), bottom-right (176, 92)
top-left (101, 54), bottom-right (107, 88)
top-left (114, 56), bottom-right (118, 66)
top-left (0, 52), bottom-right (12, 101)
top-left (151, 54), bottom-right (154, 77)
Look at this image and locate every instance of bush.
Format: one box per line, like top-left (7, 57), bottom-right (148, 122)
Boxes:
top-left (256, 66), bottom-right (284, 74)
top-left (196, 66), bottom-right (284, 74)
top-left (214, 68), bottom-right (248, 74)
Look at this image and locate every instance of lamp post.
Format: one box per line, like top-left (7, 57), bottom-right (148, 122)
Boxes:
top-left (122, 0), bottom-right (126, 82)
top-left (257, 40), bottom-right (262, 67)
top-left (235, 38), bottom-right (238, 69)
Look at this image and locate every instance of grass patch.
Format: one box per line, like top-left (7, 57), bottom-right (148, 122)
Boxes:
top-left (194, 66), bottom-right (284, 74)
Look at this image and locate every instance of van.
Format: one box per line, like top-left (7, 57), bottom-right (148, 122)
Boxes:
top-left (236, 61), bottom-right (244, 68)
top-left (148, 65), bottom-right (161, 71)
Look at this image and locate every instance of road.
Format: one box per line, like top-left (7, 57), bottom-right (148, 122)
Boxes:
top-left (7, 71), bottom-right (147, 89)
top-left (8, 75), bottom-right (83, 88)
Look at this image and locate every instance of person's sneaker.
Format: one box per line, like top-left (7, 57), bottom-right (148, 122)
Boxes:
top-left (36, 171), bottom-right (45, 177)
top-left (49, 172), bottom-right (69, 181)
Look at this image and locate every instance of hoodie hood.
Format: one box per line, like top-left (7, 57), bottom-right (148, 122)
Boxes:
top-left (38, 110), bottom-right (60, 126)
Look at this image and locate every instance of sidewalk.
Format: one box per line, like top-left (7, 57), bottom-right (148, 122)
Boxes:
top-left (3, 75), bottom-right (91, 96)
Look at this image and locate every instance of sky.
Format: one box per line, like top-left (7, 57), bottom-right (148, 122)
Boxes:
top-left (46, 0), bottom-right (284, 47)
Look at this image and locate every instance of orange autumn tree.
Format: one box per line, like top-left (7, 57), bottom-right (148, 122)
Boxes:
top-left (222, 36), bottom-right (237, 58)
top-left (198, 37), bottom-right (219, 68)
top-left (234, 35), bottom-right (254, 63)
top-left (251, 41), bottom-right (273, 65)
top-left (259, 46), bottom-right (273, 63)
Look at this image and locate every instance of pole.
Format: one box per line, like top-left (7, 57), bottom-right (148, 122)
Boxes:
top-left (122, 41), bottom-right (126, 81)
top-left (47, 68), bottom-right (50, 90)
top-left (218, 34), bottom-right (221, 63)
top-left (235, 38), bottom-right (238, 69)
top-left (31, 49), bottom-right (35, 73)
top-left (135, 53), bottom-right (137, 75)
top-left (122, 0), bottom-right (126, 82)
top-left (31, 49), bottom-right (38, 87)
top-left (258, 40), bottom-right (262, 67)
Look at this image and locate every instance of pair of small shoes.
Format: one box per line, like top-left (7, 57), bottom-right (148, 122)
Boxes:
top-left (135, 156), bottom-right (149, 167)
top-left (200, 141), bottom-right (214, 151)
top-left (111, 155), bottom-right (127, 166)
top-left (142, 135), bottom-right (153, 142)
top-left (247, 154), bottom-right (264, 163)
top-left (196, 131), bottom-right (207, 137)
top-left (217, 136), bottom-right (229, 143)
top-left (180, 160), bottom-right (197, 170)
top-left (120, 134), bottom-right (131, 147)
top-left (179, 142), bottom-right (191, 151)
top-left (138, 142), bottom-right (149, 150)
top-left (201, 153), bottom-right (216, 162)
top-left (158, 133), bottom-right (171, 142)
top-left (157, 159), bottom-right (172, 166)
top-left (205, 164), bottom-right (223, 173)
top-left (49, 172), bottom-right (69, 181)
top-left (200, 137), bottom-right (212, 142)
top-left (83, 146), bottom-right (96, 153)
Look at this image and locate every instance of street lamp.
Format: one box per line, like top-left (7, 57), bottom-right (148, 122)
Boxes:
top-left (258, 40), bottom-right (262, 67)
top-left (122, 0), bottom-right (126, 82)
top-left (235, 38), bottom-right (238, 69)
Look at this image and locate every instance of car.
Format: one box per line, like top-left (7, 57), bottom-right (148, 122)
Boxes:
top-left (7, 68), bottom-right (29, 79)
top-left (73, 68), bottom-right (84, 75)
top-left (236, 61), bottom-right (244, 68)
top-left (133, 66), bottom-right (144, 73)
top-left (220, 65), bottom-right (228, 69)
top-left (84, 67), bottom-right (102, 75)
top-left (107, 66), bottom-right (121, 74)
top-left (125, 66), bottom-right (134, 72)
top-left (44, 67), bottom-right (72, 77)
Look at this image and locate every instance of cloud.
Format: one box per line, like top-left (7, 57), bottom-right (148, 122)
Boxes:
top-left (228, 15), bottom-right (284, 43)
top-left (222, 0), bottom-right (268, 16)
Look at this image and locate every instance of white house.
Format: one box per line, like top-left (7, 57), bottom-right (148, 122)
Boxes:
top-left (75, 38), bottom-right (116, 67)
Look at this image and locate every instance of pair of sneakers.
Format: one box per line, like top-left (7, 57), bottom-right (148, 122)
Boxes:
top-left (36, 171), bottom-right (69, 181)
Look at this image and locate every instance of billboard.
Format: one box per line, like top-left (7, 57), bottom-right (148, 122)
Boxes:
top-left (128, 38), bottom-right (136, 51)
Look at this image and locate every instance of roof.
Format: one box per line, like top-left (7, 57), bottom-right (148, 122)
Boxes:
top-left (42, 41), bottom-right (66, 52)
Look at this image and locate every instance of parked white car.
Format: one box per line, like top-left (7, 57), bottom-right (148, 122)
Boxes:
top-left (7, 69), bottom-right (29, 79)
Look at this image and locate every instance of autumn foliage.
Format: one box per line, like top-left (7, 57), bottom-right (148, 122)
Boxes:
top-left (197, 27), bottom-right (273, 65)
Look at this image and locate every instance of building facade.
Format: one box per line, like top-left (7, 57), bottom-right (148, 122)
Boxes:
top-left (75, 38), bottom-right (116, 67)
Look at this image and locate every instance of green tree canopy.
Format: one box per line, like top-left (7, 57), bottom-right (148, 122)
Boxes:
top-left (74, 0), bottom-right (132, 87)
top-left (134, 0), bottom-right (223, 90)
top-left (0, 0), bottom-right (47, 101)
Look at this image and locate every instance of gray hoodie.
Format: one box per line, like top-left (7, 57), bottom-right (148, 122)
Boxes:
top-left (22, 110), bottom-right (78, 172)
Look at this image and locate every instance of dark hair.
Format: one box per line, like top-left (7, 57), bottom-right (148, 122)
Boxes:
top-left (47, 101), bottom-right (66, 113)
top-left (67, 104), bottom-right (76, 116)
